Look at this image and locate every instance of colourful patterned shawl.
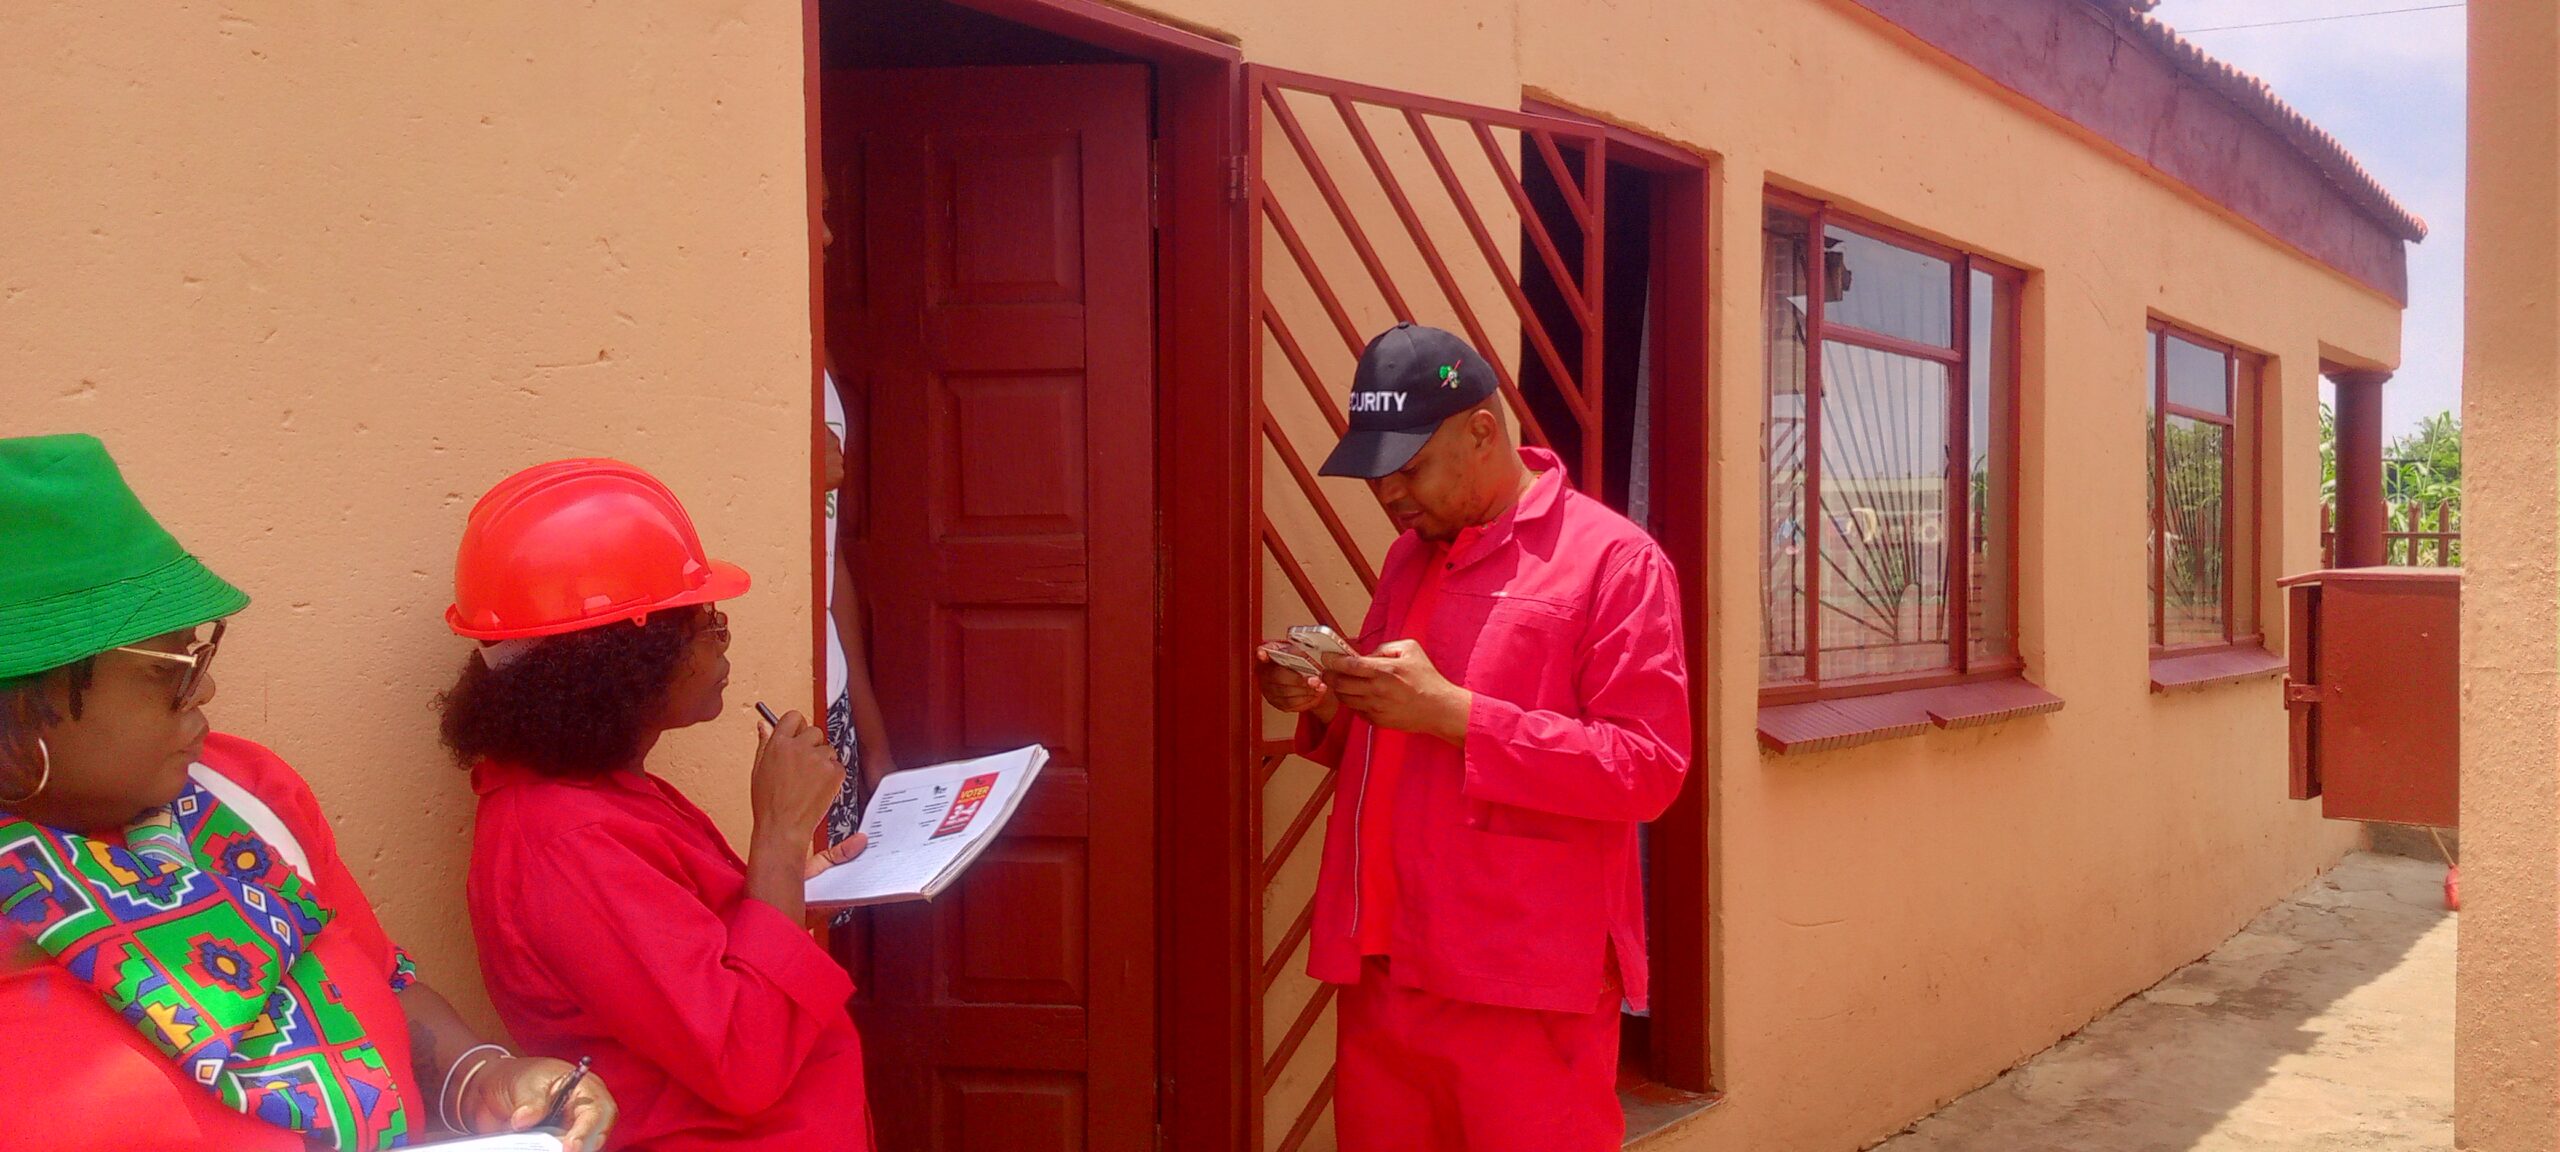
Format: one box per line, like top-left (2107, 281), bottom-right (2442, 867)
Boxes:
top-left (0, 772), bottom-right (416, 1150)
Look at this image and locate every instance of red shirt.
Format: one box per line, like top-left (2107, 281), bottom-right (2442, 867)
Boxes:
top-left (0, 734), bottom-right (420, 1152)
top-left (1298, 449), bottom-right (1692, 1014)
top-left (467, 760), bottom-right (871, 1152)
top-left (1353, 542), bottom-right (1448, 955)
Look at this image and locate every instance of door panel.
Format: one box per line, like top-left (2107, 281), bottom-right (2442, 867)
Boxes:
top-left (826, 64), bottom-right (1157, 1152)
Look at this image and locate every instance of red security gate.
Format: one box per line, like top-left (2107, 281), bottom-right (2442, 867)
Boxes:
top-left (1244, 67), bottom-right (1620, 1151)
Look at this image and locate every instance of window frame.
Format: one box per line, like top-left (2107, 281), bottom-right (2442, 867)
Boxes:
top-left (2146, 319), bottom-right (2266, 655)
top-left (1760, 189), bottom-right (2025, 707)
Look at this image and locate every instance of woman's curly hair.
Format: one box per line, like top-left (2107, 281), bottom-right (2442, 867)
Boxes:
top-left (0, 661), bottom-right (93, 799)
top-left (436, 609), bottom-right (699, 778)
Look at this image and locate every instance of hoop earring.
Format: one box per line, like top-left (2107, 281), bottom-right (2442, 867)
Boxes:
top-left (0, 738), bottom-right (51, 806)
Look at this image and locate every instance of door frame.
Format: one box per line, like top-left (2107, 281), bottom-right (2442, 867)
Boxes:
top-left (1522, 97), bottom-right (1717, 1095)
top-left (799, 3), bottom-right (1256, 1148)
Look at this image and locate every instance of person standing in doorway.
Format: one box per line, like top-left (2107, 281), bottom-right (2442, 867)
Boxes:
top-left (1252, 324), bottom-right (1692, 1152)
top-left (815, 167), bottom-right (898, 860)
top-left (818, 373), bottom-right (897, 857)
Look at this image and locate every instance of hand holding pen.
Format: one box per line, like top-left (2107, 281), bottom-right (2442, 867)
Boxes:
top-left (469, 1052), bottom-right (614, 1152)
top-left (752, 700), bottom-right (870, 877)
top-left (535, 1057), bottom-right (592, 1132)
top-left (744, 701), bottom-right (871, 924)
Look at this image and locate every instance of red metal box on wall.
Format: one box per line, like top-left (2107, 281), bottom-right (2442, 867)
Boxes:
top-left (2280, 568), bottom-right (2460, 828)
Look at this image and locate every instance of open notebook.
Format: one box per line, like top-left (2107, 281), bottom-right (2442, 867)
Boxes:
top-left (805, 745), bottom-right (1049, 907)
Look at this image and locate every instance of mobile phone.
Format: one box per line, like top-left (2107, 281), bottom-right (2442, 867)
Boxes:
top-left (1288, 624), bottom-right (1354, 661)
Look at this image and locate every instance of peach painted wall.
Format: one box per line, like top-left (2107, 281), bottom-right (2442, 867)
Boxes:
top-left (0, 2), bottom-right (818, 1033)
top-left (2455, 2), bottom-right (2559, 1148)
top-left (1172, 0), bottom-right (2404, 1148)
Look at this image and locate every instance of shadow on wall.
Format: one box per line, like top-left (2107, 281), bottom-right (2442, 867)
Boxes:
top-left (1874, 853), bottom-right (2452, 1151)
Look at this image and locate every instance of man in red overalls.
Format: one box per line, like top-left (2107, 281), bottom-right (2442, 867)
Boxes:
top-left (1255, 323), bottom-right (1693, 1152)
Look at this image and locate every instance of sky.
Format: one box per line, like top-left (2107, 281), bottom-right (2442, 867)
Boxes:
top-left (2146, 0), bottom-right (2466, 438)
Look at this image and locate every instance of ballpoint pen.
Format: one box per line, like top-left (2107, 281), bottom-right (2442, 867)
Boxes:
top-left (536, 1056), bottom-right (592, 1133)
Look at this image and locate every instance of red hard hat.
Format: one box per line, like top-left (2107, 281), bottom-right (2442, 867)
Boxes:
top-left (445, 458), bottom-right (751, 641)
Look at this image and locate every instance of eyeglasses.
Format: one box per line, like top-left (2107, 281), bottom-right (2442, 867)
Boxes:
top-left (694, 608), bottom-right (730, 646)
top-left (111, 619), bottom-right (226, 711)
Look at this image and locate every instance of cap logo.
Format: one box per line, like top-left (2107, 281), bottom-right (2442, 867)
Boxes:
top-left (1437, 363), bottom-right (1463, 388)
top-left (1348, 391), bottom-right (1409, 413)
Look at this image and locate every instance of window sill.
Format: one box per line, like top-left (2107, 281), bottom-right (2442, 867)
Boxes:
top-left (1756, 677), bottom-right (2065, 755)
top-left (2149, 646), bottom-right (2285, 693)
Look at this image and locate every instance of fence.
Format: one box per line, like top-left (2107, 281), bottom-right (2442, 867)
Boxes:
top-left (2321, 499), bottom-right (2461, 567)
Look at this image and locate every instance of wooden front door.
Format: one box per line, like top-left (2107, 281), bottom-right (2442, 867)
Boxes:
top-left (826, 64), bottom-right (1157, 1152)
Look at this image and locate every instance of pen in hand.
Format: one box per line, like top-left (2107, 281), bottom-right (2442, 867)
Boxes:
top-left (536, 1056), bottom-right (592, 1132)
top-left (754, 701), bottom-right (782, 728)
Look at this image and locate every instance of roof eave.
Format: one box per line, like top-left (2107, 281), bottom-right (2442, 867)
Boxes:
top-left (1847, 0), bottom-right (2421, 303)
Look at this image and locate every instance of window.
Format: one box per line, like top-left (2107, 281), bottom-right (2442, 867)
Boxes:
top-left (2147, 322), bottom-right (2264, 651)
top-left (1762, 195), bottom-right (2021, 702)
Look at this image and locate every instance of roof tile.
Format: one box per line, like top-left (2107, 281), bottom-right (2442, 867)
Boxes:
top-left (2112, 4), bottom-right (2428, 241)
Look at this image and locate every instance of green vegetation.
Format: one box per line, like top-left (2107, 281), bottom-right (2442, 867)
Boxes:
top-left (2384, 410), bottom-right (2462, 504)
top-left (2320, 402), bottom-right (2462, 564)
top-left (2320, 403), bottom-right (2461, 504)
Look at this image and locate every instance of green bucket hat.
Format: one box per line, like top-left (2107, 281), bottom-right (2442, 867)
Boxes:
top-left (0, 434), bottom-right (249, 682)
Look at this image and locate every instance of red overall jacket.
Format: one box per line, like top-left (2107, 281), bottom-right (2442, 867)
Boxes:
top-left (1299, 450), bottom-right (1691, 1014)
top-left (467, 760), bottom-right (871, 1152)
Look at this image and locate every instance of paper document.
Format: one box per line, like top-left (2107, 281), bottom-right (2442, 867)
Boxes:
top-left (405, 1134), bottom-right (563, 1151)
top-left (805, 745), bottom-right (1049, 907)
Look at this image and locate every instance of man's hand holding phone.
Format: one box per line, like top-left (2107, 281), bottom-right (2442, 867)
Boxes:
top-left (1253, 626), bottom-right (1352, 725)
top-left (1326, 639), bottom-right (1471, 744)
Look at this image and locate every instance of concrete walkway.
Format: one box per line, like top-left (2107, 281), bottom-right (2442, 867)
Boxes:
top-left (1876, 853), bottom-right (2453, 1152)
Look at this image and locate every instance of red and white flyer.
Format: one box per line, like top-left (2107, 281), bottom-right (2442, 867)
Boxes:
top-left (931, 773), bottom-right (999, 839)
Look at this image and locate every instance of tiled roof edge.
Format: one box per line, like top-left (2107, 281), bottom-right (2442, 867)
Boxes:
top-left (2111, 5), bottom-right (2429, 241)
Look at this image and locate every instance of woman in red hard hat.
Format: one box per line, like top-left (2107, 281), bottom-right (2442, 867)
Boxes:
top-left (439, 458), bottom-right (873, 1152)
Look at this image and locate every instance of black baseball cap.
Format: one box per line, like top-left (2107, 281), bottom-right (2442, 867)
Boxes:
top-left (1317, 323), bottom-right (1499, 479)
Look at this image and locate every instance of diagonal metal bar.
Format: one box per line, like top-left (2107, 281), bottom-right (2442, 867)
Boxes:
top-left (1530, 128), bottom-right (1596, 228)
top-left (1273, 1069), bottom-right (1337, 1152)
top-left (1261, 194), bottom-right (1369, 359)
top-left (1273, 286), bottom-right (1553, 455)
top-left (1262, 85), bottom-right (1415, 327)
top-left (1261, 980), bottom-right (1342, 1090)
top-left (1458, 119), bottom-right (1595, 441)
top-left (1474, 119), bottom-right (1587, 440)
top-left (1407, 106), bottom-right (1592, 377)
top-left (1471, 121), bottom-right (1593, 362)
top-left (1257, 748), bottom-right (1291, 790)
top-left (1262, 406), bottom-right (1380, 593)
top-left (1328, 93), bottom-right (1587, 434)
top-left (1259, 763), bottom-right (1338, 889)
top-left (1262, 517), bottom-right (1347, 637)
top-left (1262, 891), bottom-right (1319, 990)
top-left (1262, 302), bottom-right (1351, 437)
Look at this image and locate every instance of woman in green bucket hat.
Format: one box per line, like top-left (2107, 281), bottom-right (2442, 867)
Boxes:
top-left (0, 434), bottom-right (617, 1151)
